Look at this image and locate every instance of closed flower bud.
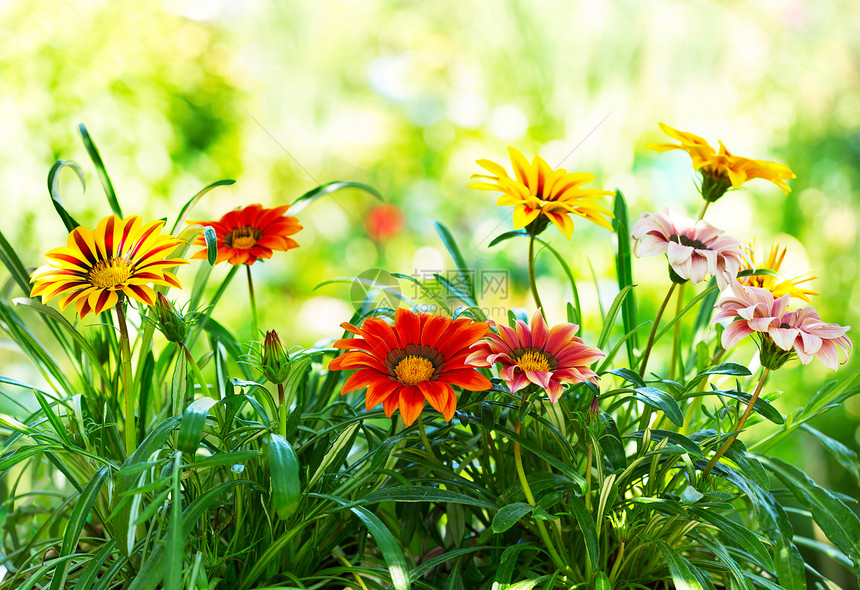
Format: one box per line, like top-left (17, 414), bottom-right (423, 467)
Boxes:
top-left (155, 293), bottom-right (188, 343)
top-left (262, 330), bottom-right (291, 384)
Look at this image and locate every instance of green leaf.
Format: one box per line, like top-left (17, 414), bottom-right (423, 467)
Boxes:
top-left (432, 221), bottom-right (477, 304)
top-left (74, 540), bottom-right (117, 590)
top-left (176, 397), bottom-right (218, 454)
top-left (612, 190), bottom-right (638, 366)
top-left (597, 284), bottom-right (636, 351)
top-left (687, 363), bottom-right (752, 389)
top-left (0, 227), bottom-right (37, 294)
top-left (50, 466), bottom-right (111, 590)
top-left (32, 389), bottom-right (73, 447)
top-left (627, 430), bottom-right (702, 457)
top-left (691, 277), bottom-right (719, 336)
top-left (168, 179), bottom-right (236, 234)
top-left (658, 541), bottom-right (706, 590)
top-left (633, 387), bottom-right (684, 426)
top-left (691, 508), bottom-right (773, 569)
top-left (568, 495), bottom-right (599, 568)
top-left (269, 434), bottom-right (301, 519)
top-left (204, 225), bottom-right (218, 266)
top-left (762, 456), bottom-right (860, 576)
top-left (358, 485), bottom-right (497, 511)
top-left (687, 387), bottom-right (783, 425)
top-left (165, 452), bottom-right (183, 590)
top-left (291, 180), bottom-right (383, 214)
top-left (46, 160), bottom-right (84, 231)
top-left (592, 571), bottom-right (611, 590)
top-left (488, 230), bottom-right (528, 247)
top-left (77, 124), bottom-right (123, 217)
top-left (309, 422), bottom-right (360, 489)
top-left (492, 502), bottom-right (534, 533)
top-left (802, 424), bottom-right (860, 485)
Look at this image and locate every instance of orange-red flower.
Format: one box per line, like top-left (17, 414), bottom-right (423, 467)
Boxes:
top-left (187, 204), bottom-right (302, 266)
top-left (467, 309), bottom-right (604, 403)
top-left (329, 308), bottom-right (491, 426)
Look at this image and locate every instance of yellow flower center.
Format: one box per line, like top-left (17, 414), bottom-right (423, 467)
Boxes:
top-left (518, 350), bottom-right (552, 373)
top-left (89, 258), bottom-right (132, 289)
top-left (394, 355), bottom-right (435, 385)
top-left (226, 226), bottom-right (263, 249)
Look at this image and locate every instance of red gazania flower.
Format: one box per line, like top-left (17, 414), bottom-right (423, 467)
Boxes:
top-left (329, 308), bottom-right (491, 426)
top-left (466, 309), bottom-right (604, 403)
top-left (187, 204), bottom-right (302, 266)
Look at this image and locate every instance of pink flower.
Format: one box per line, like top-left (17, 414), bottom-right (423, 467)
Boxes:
top-left (631, 208), bottom-right (744, 289)
top-left (465, 310), bottom-right (604, 403)
top-left (714, 281), bottom-right (852, 370)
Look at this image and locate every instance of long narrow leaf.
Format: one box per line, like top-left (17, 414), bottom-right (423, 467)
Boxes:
top-left (77, 124), bottom-right (122, 217)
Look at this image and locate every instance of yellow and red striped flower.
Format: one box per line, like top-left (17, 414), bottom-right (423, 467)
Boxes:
top-left (469, 147), bottom-right (614, 239)
top-left (329, 308), bottom-right (491, 426)
top-left (188, 204), bottom-right (302, 266)
top-left (30, 215), bottom-right (187, 319)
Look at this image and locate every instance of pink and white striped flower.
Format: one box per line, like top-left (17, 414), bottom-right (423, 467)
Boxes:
top-left (714, 281), bottom-right (852, 370)
top-left (631, 208), bottom-right (744, 289)
top-left (466, 310), bottom-right (604, 403)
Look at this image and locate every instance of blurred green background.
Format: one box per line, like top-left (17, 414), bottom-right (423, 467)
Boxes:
top-left (1, 0), bottom-right (858, 583)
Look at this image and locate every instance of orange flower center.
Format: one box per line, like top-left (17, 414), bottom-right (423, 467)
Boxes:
top-left (89, 258), bottom-right (132, 289)
top-left (226, 226), bottom-right (263, 249)
top-left (394, 355), bottom-right (435, 385)
top-left (517, 350), bottom-right (552, 373)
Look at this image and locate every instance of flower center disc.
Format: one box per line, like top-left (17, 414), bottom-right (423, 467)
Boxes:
top-left (517, 350), bottom-right (552, 372)
top-left (89, 258), bottom-right (132, 289)
top-left (226, 226), bottom-right (263, 249)
top-left (394, 355), bottom-right (435, 385)
top-left (671, 234), bottom-right (709, 250)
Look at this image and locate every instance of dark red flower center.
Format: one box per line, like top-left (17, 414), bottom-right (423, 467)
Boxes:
top-left (671, 234), bottom-right (709, 250)
top-left (225, 226), bottom-right (263, 249)
top-left (385, 344), bottom-right (443, 385)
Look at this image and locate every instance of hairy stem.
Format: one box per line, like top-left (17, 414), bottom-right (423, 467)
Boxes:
top-left (701, 368), bottom-right (771, 479)
top-left (278, 382), bottom-right (286, 438)
top-left (669, 283), bottom-right (686, 381)
top-left (246, 264), bottom-right (259, 339)
top-left (638, 282), bottom-right (678, 379)
top-left (528, 233), bottom-right (546, 318)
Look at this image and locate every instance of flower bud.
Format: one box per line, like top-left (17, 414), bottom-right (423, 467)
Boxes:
top-left (588, 395), bottom-right (600, 424)
top-left (262, 330), bottom-right (291, 384)
top-left (155, 293), bottom-right (188, 343)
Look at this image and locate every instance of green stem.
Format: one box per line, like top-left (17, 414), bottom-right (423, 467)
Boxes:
top-left (697, 200), bottom-right (710, 222)
top-left (278, 383), bottom-right (286, 438)
top-left (701, 368), bottom-right (771, 480)
top-left (638, 282), bottom-right (678, 379)
top-left (187, 265), bottom-right (240, 348)
top-left (180, 343), bottom-right (214, 402)
top-left (513, 398), bottom-right (569, 574)
top-left (115, 299), bottom-right (137, 455)
top-left (416, 416), bottom-right (440, 464)
top-left (669, 283), bottom-right (686, 381)
top-left (528, 233), bottom-right (546, 318)
top-left (246, 264), bottom-right (259, 339)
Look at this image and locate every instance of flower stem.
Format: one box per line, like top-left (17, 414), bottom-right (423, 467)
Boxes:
top-left (701, 368), bottom-right (771, 480)
top-left (277, 383), bottom-right (286, 438)
top-left (180, 342), bottom-right (214, 402)
top-left (637, 282), bottom-right (677, 379)
top-left (513, 397), bottom-right (569, 574)
top-left (528, 233), bottom-right (546, 318)
top-left (246, 264), bottom-right (259, 339)
top-left (115, 299), bottom-right (137, 455)
top-left (697, 200), bottom-right (710, 222)
top-left (416, 415), bottom-right (440, 464)
top-left (669, 283), bottom-right (686, 381)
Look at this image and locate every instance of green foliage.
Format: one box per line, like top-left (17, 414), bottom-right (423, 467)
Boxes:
top-left (0, 127), bottom-right (858, 590)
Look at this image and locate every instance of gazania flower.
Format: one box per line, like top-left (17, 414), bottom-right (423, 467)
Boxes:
top-left (468, 147), bottom-right (614, 239)
top-left (466, 309), bottom-right (604, 403)
top-left (647, 123), bottom-right (795, 201)
top-left (187, 204), bottom-right (302, 266)
top-left (631, 208), bottom-right (743, 289)
top-left (329, 308), bottom-right (491, 426)
top-left (739, 239), bottom-right (817, 303)
top-left (30, 215), bottom-right (187, 319)
top-left (714, 281), bottom-right (851, 370)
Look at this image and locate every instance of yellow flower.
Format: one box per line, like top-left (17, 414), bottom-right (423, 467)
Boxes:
top-left (30, 215), bottom-right (188, 318)
top-left (468, 147), bottom-right (614, 239)
top-left (739, 239), bottom-right (818, 303)
top-left (647, 123), bottom-right (796, 201)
